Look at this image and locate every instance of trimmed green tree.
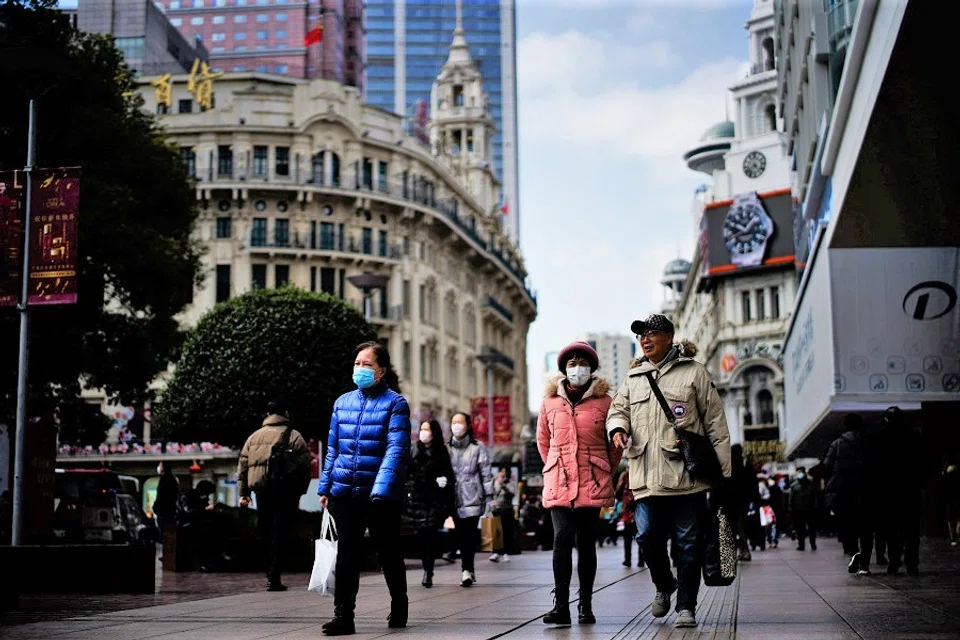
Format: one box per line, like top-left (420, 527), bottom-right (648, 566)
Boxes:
top-left (0, 0), bottom-right (202, 423)
top-left (152, 288), bottom-right (378, 446)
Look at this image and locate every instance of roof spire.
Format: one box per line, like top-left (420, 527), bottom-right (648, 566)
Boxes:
top-left (446, 0), bottom-right (472, 65)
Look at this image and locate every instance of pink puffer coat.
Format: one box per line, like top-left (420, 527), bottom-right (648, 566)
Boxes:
top-left (537, 376), bottom-right (622, 509)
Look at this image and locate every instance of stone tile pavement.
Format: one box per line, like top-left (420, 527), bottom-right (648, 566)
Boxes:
top-left (1, 536), bottom-right (958, 639)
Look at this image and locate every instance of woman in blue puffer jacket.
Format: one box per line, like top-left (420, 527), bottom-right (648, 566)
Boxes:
top-left (318, 341), bottom-right (411, 637)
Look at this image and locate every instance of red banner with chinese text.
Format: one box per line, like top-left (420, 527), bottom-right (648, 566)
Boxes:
top-left (0, 171), bottom-right (23, 307)
top-left (28, 167), bottom-right (80, 305)
top-left (470, 396), bottom-right (512, 446)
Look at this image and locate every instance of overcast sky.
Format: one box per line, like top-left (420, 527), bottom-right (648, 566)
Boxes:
top-left (516, 0), bottom-right (754, 411)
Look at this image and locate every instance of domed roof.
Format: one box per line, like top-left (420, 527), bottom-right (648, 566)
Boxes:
top-left (699, 121), bottom-right (735, 141)
top-left (664, 258), bottom-right (692, 276)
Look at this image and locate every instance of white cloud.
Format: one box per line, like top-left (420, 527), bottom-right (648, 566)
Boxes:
top-left (518, 30), bottom-right (680, 92)
top-left (519, 30), bottom-right (744, 179)
top-left (628, 12), bottom-right (658, 33)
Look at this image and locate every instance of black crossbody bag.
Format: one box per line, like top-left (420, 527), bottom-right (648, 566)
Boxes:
top-left (642, 371), bottom-right (723, 484)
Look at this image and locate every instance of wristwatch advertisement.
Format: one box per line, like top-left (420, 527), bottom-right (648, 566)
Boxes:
top-left (722, 192), bottom-right (775, 268)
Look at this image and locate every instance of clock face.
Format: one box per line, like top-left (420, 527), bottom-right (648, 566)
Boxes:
top-left (723, 201), bottom-right (771, 256)
top-left (743, 151), bottom-right (766, 179)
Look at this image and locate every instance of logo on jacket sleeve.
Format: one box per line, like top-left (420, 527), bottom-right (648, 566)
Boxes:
top-left (672, 403), bottom-right (687, 419)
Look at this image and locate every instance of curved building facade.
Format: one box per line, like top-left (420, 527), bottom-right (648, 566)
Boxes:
top-left (136, 59), bottom-right (535, 443)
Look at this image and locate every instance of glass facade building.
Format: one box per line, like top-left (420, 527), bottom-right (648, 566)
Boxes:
top-left (365, 0), bottom-right (520, 244)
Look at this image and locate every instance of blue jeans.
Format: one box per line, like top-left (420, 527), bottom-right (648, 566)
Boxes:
top-left (634, 492), bottom-right (707, 612)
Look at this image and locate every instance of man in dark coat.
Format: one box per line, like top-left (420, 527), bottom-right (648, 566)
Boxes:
top-left (788, 467), bottom-right (818, 551)
top-left (874, 407), bottom-right (924, 575)
top-left (823, 413), bottom-right (877, 575)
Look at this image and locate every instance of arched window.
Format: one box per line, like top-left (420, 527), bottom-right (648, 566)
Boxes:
top-left (764, 104), bottom-right (777, 133)
top-left (757, 389), bottom-right (775, 425)
top-left (311, 151), bottom-right (324, 184)
top-left (762, 37), bottom-right (775, 71)
top-left (330, 152), bottom-right (340, 186)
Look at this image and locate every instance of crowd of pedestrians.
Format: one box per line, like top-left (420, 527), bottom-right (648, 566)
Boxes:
top-left (141, 312), bottom-right (949, 637)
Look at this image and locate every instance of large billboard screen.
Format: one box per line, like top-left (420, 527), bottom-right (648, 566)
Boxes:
top-left (703, 188), bottom-right (795, 277)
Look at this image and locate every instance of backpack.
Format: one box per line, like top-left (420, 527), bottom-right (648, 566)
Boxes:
top-left (267, 427), bottom-right (301, 490)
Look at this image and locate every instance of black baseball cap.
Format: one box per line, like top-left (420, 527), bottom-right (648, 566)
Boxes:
top-left (631, 314), bottom-right (675, 336)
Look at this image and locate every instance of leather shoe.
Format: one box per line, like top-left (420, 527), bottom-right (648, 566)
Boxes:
top-left (266, 582), bottom-right (287, 592)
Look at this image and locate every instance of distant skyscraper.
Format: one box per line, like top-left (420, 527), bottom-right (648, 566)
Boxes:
top-left (365, 0), bottom-right (520, 245)
top-left (156, 0), bottom-right (364, 90)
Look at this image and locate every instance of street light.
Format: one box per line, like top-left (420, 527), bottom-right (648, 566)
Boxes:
top-left (475, 348), bottom-right (504, 452)
top-left (346, 273), bottom-right (389, 322)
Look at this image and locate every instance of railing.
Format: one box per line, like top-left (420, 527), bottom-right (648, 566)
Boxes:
top-left (347, 299), bottom-right (403, 322)
top-left (481, 345), bottom-right (515, 372)
top-left (195, 172), bottom-right (535, 302)
top-left (749, 59), bottom-right (776, 75)
top-left (484, 295), bottom-right (514, 323)
top-left (247, 231), bottom-right (402, 259)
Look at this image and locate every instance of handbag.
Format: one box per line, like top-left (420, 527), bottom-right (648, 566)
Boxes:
top-left (643, 371), bottom-right (723, 484)
top-left (480, 514), bottom-right (503, 552)
top-left (308, 509), bottom-right (338, 596)
top-left (702, 503), bottom-right (737, 587)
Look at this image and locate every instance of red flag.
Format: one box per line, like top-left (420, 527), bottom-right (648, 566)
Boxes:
top-left (304, 25), bottom-right (323, 46)
top-left (500, 198), bottom-right (509, 217)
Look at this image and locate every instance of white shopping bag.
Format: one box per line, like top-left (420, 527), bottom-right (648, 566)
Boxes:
top-left (308, 509), bottom-right (338, 596)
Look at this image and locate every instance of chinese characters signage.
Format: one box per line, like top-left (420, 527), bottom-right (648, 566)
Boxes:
top-left (0, 171), bottom-right (23, 307)
top-left (470, 395), bottom-right (512, 445)
top-left (29, 167), bottom-right (80, 305)
top-left (152, 73), bottom-right (172, 108)
top-left (187, 60), bottom-right (222, 111)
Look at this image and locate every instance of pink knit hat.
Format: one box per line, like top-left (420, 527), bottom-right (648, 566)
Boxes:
top-left (557, 341), bottom-right (600, 372)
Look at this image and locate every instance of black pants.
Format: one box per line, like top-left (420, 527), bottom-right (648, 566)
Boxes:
top-left (454, 515), bottom-right (480, 572)
top-left (418, 529), bottom-right (439, 575)
top-left (255, 491), bottom-right (297, 583)
top-left (495, 508), bottom-right (516, 555)
top-left (792, 510), bottom-right (817, 548)
top-left (886, 498), bottom-right (921, 570)
top-left (551, 507), bottom-right (600, 599)
top-left (329, 497), bottom-right (407, 613)
top-left (837, 499), bottom-right (873, 567)
top-left (622, 521), bottom-right (642, 566)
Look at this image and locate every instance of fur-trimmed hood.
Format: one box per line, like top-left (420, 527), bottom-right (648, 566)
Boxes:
top-left (628, 340), bottom-right (698, 369)
top-left (545, 375), bottom-right (611, 398)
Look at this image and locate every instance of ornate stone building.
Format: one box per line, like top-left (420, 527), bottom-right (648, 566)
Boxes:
top-left (136, 20), bottom-right (536, 447)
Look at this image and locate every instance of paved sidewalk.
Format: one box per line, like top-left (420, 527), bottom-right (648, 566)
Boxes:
top-left (2, 537), bottom-right (959, 639)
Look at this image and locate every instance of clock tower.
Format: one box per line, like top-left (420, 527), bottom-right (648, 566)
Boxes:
top-left (722, 0), bottom-right (790, 197)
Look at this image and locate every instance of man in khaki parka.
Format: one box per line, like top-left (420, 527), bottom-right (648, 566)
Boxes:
top-left (238, 401), bottom-right (311, 591)
top-left (607, 314), bottom-right (731, 630)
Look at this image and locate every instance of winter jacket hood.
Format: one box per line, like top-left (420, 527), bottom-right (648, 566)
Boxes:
top-left (318, 387), bottom-right (411, 501)
top-left (606, 341), bottom-right (731, 500)
top-left (538, 376), bottom-right (622, 509)
top-left (237, 415), bottom-right (312, 497)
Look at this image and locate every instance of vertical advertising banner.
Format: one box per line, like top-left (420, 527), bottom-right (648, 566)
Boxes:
top-left (470, 396), bottom-right (490, 444)
top-left (29, 167), bottom-right (80, 305)
top-left (0, 171), bottom-right (23, 307)
top-left (493, 395), bottom-right (512, 445)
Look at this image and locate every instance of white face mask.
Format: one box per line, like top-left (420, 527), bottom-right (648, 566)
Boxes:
top-left (566, 365), bottom-right (591, 388)
top-left (419, 430), bottom-right (433, 444)
top-left (451, 423), bottom-right (467, 438)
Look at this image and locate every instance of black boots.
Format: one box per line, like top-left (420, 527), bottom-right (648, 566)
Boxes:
top-left (543, 590), bottom-right (571, 625)
top-left (578, 596), bottom-right (595, 624)
top-left (422, 571), bottom-right (433, 588)
top-left (322, 606), bottom-right (355, 636)
top-left (387, 597), bottom-right (408, 628)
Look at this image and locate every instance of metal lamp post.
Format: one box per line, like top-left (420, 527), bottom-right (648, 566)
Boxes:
top-left (475, 348), bottom-right (503, 452)
top-left (346, 273), bottom-right (389, 322)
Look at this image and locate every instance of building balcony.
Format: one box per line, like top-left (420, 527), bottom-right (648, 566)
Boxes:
top-left (482, 294), bottom-right (514, 328)
top-left (347, 299), bottom-right (403, 326)
top-left (194, 172), bottom-right (536, 305)
top-left (478, 345), bottom-right (515, 375)
top-left (749, 60), bottom-right (776, 75)
top-left (246, 231), bottom-right (402, 263)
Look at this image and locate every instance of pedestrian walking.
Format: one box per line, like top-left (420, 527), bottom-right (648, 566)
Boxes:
top-left (406, 419), bottom-right (455, 588)
top-left (448, 411), bottom-right (494, 588)
top-left (615, 472), bottom-right (642, 568)
top-left (489, 467), bottom-right (517, 562)
top-left (607, 315), bottom-right (731, 630)
top-left (875, 407), bottom-right (924, 576)
top-left (317, 341), bottom-right (411, 636)
top-left (729, 445), bottom-right (755, 561)
top-left (238, 401), bottom-right (312, 591)
top-left (822, 413), bottom-right (876, 576)
top-left (153, 460), bottom-right (180, 532)
top-left (788, 467), bottom-right (818, 551)
top-left (537, 341), bottom-right (621, 625)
